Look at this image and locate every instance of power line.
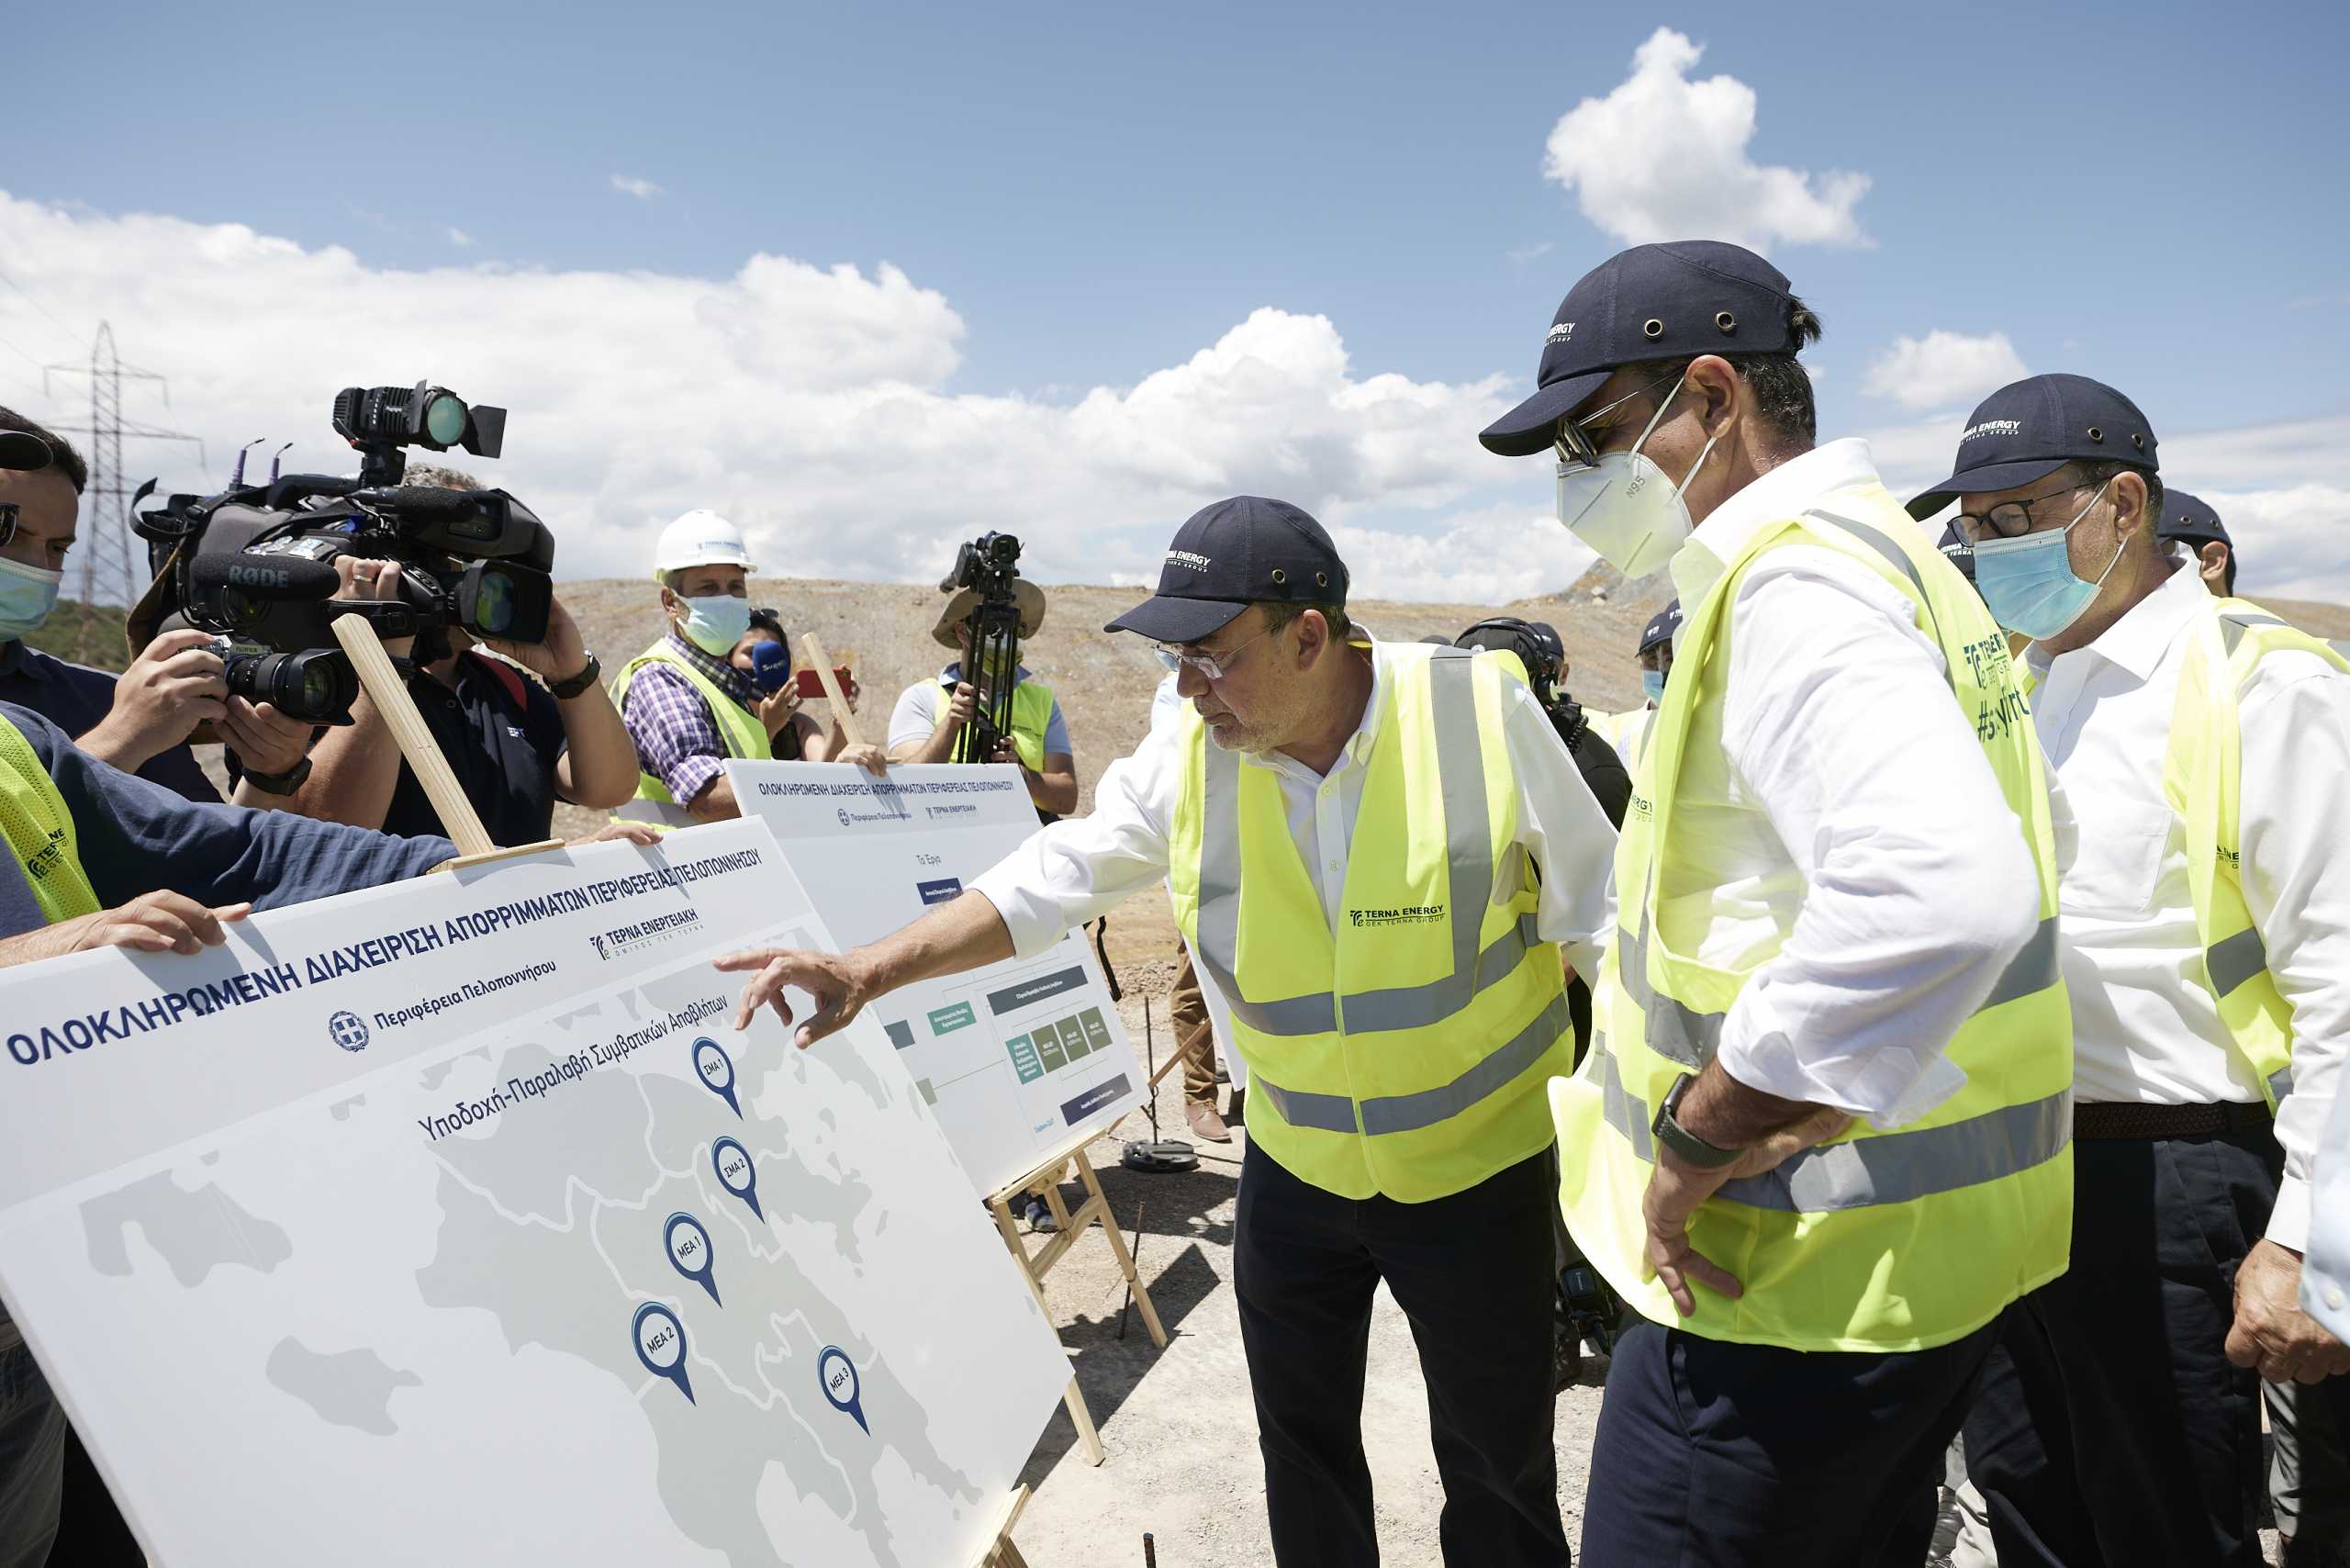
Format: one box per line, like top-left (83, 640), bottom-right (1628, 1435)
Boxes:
top-left (0, 263), bottom-right (85, 351)
top-left (42, 324), bottom-right (205, 608)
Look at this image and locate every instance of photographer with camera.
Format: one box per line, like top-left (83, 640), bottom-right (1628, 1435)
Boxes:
top-left (615, 511), bottom-right (883, 827)
top-left (263, 465), bottom-right (640, 841)
top-left (889, 540), bottom-right (1076, 822)
top-left (0, 411), bottom-right (312, 809)
top-left (1454, 615), bottom-right (1630, 830)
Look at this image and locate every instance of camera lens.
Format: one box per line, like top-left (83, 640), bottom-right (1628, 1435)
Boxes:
top-left (226, 648), bottom-right (355, 724)
top-left (470, 572), bottom-right (514, 636)
top-left (421, 392), bottom-right (468, 446)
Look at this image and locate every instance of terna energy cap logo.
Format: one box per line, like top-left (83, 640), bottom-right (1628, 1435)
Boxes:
top-left (329, 1011), bottom-right (371, 1052)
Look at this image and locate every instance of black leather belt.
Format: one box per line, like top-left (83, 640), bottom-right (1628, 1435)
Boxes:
top-left (2073, 1101), bottom-right (2271, 1140)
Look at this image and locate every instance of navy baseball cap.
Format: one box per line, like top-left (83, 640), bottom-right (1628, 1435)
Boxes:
top-left (1638, 600), bottom-right (1683, 655)
top-left (1906, 374), bottom-right (2158, 520)
top-left (0, 431), bottom-right (50, 471)
top-left (1481, 241), bottom-right (1807, 458)
top-left (2157, 489), bottom-right (2231, 548)
top-left (1104, 495), bottom-right (1349, 644)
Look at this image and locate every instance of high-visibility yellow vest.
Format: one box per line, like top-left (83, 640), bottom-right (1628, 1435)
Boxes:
top-left (611, 637), bottom-right (773, 827)
top-left (2163, 598), bottom-right (2350, 1110)
top-left (1587, 706), bottom-right (1654, 766)
top-left (1167, 644), bottom-right (1571, 1202)
top-left (0, 714), bottom-right (100, 924)
top-left (943, 674), bottom-right (1058, 774)
top-left (1555, 497), bottom-right (2074, 1353)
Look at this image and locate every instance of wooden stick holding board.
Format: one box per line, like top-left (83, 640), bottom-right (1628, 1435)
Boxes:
top-left (331, 613), bottom-right (562, 871)
top-left (800, 633), bottom-right (867, 749)
top-left (986, 1121), bottom-right (1170, 1468)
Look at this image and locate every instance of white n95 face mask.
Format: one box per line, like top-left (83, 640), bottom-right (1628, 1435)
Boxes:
top-left (1555, 369), bottom-right (1719, 580)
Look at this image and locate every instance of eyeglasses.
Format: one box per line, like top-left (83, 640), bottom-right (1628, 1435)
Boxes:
top-left (1153, 623), bottom-right (1276, 681)
top-left (1552, 369), bottom-right (1684, 471)
top-left (1952, 478), bottom-right (2101, 544)
top-left (0, 505), bottom-right (16, 549)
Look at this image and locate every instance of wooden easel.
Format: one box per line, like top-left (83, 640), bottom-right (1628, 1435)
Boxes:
top-left (331, 616), bottom-right (561, 868)
top-left (987, 1122), bottom-right (1169, 1467)
top-left (973, 1485), bottom-right (1033, 1567)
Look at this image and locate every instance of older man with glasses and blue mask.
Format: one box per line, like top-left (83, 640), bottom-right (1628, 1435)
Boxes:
top-left (1483, 240), bottom-right (2070, 1563)
top-left (1908, 373), bottom-right (2350, 1567)
top-left (711, 494), bottom-right (1618, 1566)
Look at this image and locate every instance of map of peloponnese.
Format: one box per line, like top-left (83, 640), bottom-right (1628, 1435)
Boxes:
top-left (37, 932), bottom-right (1069, 1567)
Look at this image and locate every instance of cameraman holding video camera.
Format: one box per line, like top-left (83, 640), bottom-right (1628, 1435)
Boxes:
top-left (0, 410), bottom-right (312, 809)
top-left (269, 465), bottom-right (640, 842)
top-left (890, 536), bottom-right (1076, 822)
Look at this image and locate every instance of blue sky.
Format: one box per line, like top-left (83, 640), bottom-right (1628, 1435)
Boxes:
top-left (6, 0), bottom-right (2345, 599)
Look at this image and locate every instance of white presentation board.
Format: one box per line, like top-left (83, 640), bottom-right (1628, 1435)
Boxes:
top-left (0, 821), bottom-right (1069, 1568)
top-left (727, 761), bottom-right (1147, 1197)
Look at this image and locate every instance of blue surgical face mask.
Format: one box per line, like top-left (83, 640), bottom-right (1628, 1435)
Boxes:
top-left (1968, 480), bottom-right (2119, 641)
top-left (1641, 668), bottom-right (1668, 706)
top-left (676, 593), bottom-right (750, 655)
top-left (0, 556), bottom-right (62, 643)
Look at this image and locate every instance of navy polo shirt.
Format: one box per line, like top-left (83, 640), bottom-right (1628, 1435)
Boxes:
top-left (384, 652), bottom-right (568, 845)
top-left (0, 640), bottom-right (221, 804)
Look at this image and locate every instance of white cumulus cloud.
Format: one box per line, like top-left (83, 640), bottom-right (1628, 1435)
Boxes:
top-left (1862, 330), bottom-right (2028, 411)
top-left (1542, 27), bottom-right (1870, 252)
top-left (610, 174), bottom-right (662, 199)
top-left (0, 192), bottom-right (1586, 606)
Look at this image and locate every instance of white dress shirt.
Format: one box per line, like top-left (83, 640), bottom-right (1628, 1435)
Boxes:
top-left (2303, 1090), bottom-right (2350, 1338)
top-left (2027, 563), bottom-right (2350, 1248)
top-left (970, 637), bottom-right (1619, 1047)
top-left (1657, 438), bottom-right (2046, 1130)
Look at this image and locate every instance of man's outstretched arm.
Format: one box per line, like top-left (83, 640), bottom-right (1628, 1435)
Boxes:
top-left (715, 890), bottom-right (1014, 1047)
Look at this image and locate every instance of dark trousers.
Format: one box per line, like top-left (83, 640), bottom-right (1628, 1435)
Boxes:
top-left (1233, 1140), bottom-right (1568, 1568)
top-left (1579, 1314), bottom-right (1996, 1565)
top-left (1965, 1123), bottom-right (2350, 1566)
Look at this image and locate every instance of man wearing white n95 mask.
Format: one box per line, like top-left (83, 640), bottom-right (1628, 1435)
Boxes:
top-left (1481, 240), bottom-right (2068, 1563)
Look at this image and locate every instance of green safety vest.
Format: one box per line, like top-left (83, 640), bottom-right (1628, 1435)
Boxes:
top-left (1167, 644), bottom-right (1570, 1202)
top-left (0, 714), bottom-right (99, 924)
top-left (611, 637), bottom-right (772, 827)
top-left (945, 674), bottom-right (1057, 774)
top-left (2163, 598), bottom-right (2350, 1110)
top-left (1555, 495), bottom-right (2075, 1353)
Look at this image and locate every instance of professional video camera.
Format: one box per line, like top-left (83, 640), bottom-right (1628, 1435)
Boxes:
top-left (131, 382), bottom-right (554, 723)
top-left (938, 531), bottom-right (1024, 767)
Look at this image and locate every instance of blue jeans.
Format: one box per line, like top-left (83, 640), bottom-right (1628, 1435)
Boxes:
top-left (0, 1340), bottom-right (61, 1568)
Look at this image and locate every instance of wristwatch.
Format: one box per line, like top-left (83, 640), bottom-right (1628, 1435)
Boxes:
top-left (241, 756), bottom-right (313, 797)
top-left (1651, 1072), bottom-right (1740, 1170)
top-left (547, 652), bottom-right (602, 700)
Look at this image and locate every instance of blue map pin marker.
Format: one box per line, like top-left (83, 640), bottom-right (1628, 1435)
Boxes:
top-left (664, 1212), bottom-right (722, 1305)
top-left (632, 1302), bottom-right (694, 1405)
top-left (692, 1036), bottom-right (740, 1117)
top-left (818, 1344), bottom-right (867, 1433)
top-left (711, 1137), bottom-right (763, 1222)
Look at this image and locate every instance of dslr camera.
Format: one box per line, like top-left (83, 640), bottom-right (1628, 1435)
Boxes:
top-left (134, 382), bottom-right (554, 723)
top-left (939, 529), bottom-right (1022, 600)
top-left (936, 531), bottom-right (1025, 767)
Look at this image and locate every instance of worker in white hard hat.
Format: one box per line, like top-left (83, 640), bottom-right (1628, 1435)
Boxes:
top-left (613, 510), bottom-right (882, 826)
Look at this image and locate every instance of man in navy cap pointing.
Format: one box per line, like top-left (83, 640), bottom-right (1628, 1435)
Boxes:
top-left (716, 496), bottom-right (1618, 1564)
top-left (1915, 375), bottom-right (2350, 1565)
top-left (1487, 241), bottom-right (2069, 1563)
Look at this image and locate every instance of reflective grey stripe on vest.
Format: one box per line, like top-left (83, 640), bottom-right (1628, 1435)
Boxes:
top-left (1806, 509), bottom-right (1953, 691)
top-left (2270, 1067), bottom-right (2296, 1101)
top-left (1258, 990), bottom-right (1571, 1138)
top-left (2208, 925), bottom-right (2268, 997)
top-left (1617, 912), bottom-right (2058, 1072)
top-left (1592, 1047), bottom-right (2072, 1212)
top-left (1192, 651), bottom-right (1532, 1039)
top-left (2220, 611), bottom-right (2288, 655)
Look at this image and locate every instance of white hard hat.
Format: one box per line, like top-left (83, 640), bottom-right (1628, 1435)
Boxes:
top-left (652, 509), bottom-right (756, 577)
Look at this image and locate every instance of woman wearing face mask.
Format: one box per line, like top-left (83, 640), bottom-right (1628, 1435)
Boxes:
top-left (725, 609), bottom-right (870, 764)
top-left (614, 511), bottom-right (882, 827)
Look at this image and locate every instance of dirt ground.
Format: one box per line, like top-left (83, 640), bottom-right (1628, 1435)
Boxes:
top-left (1002, 977), bottom-right (1610, 1568)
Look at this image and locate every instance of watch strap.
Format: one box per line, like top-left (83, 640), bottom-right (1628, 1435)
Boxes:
top-left (240, 756), bottom-right (313, 797)
top-left (1651, 1072), bottom-right (1740, 1170)
top-left (547, 652), bottom-right (602, 700)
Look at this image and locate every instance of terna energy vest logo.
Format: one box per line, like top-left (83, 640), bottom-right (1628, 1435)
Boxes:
top-left (329, 1011), bottom-right (371, 1052)
top-left (1348, 903), bottom-right (1446, 927)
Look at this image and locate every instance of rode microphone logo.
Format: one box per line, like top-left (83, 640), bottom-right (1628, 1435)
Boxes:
top-left (227, 563), bottom-right (297, 590)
